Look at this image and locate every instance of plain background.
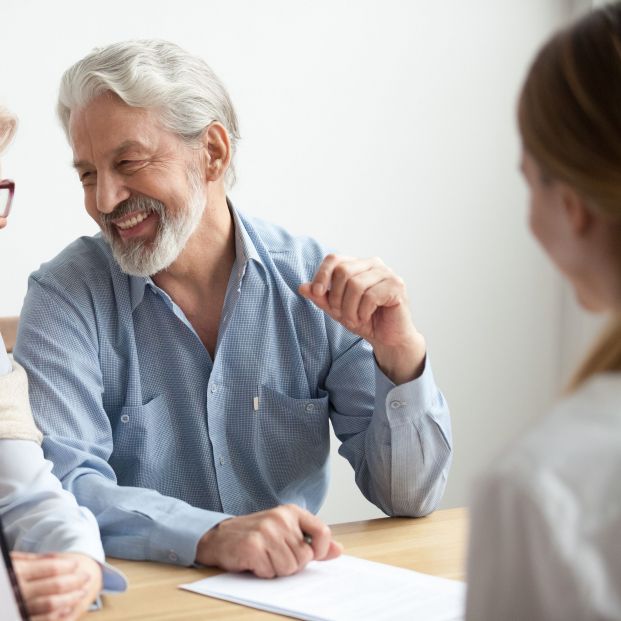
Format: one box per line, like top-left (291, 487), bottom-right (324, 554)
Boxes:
top-left (0, 0), bottom-right (603, 523)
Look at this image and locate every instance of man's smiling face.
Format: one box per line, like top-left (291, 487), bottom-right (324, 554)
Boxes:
top-left (69, 92), bottom-right (206, 276)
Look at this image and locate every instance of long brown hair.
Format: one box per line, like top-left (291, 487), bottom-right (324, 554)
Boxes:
top-left (518, 3), bottom-right (621, 390)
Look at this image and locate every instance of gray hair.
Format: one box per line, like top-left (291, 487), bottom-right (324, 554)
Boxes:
top-left (57, 39), bottom-right (240, 188)
top-left (0, 106), bottom-right (17, 154)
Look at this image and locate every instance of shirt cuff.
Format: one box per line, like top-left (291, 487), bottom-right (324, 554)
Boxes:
top-left (148, 505), bottom-right (233, 566)
top-left (100, 560), bottom-right (128, 592)
top-left (374, 355), bottom-right (441, 426)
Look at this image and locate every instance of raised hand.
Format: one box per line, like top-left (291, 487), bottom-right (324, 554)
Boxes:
top-left (299, 254), bottom-right (426, 384)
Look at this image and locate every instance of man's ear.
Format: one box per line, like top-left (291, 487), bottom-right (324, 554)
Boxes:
top-left (201, 122), bottom-right (231, 182)
top-left (560, 184), bottom-right (593, 236)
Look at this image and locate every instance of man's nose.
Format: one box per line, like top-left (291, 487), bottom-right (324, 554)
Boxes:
top-left (96, 173), bottom-right (131, 215)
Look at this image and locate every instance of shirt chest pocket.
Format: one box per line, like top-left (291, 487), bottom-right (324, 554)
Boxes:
top-left (110, 394), bottom-right (176, 490)
top-left (254, 385), bottom-right (331, 470)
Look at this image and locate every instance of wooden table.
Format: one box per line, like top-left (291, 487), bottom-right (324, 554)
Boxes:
top-left (98, 507), bottom-right (467, 620)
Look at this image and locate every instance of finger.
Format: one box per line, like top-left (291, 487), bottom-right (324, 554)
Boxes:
top-left (30, 613), bottom-right (74, 621)
top-left (15, 558), bottom-right (78, 582)
top-left (299, 258), bottom-right (382, 320)
top-left (26, 588), bottom-right (85, 617)
top-left (255, 517), bottom-right (300, 577)
top-left (340, 269), bottom-right (390, 328)
top-left (11, 551), bottom-right (39, 560)
top-left (285, 536), bottom-right (314, 574)
top-left (308, 254), bottom-right (355, 298)
top-left (327, 258), bottom-right (382, 314)
top-left (238, 529), bottom-right (277, 579)
top-left (30, 603), bottom-right (80, 621)
top-left (323, 540), bottom-right (344, 561)
top-left (358, 276), bottom-right (405, 324)
top-left (251, 549), bottom-right (276, 579)
top-left (266, 541), bottom-right (300, 577)
top-left (296, 511), bottom-right (333, 561)
top-left (298, 283), bottom-right (333, 316)
top-left (20, 572), bottom-right (90, 599)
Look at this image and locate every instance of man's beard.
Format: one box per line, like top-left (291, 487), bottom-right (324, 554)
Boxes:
top-left (99, 171), bottom-right (206, 277)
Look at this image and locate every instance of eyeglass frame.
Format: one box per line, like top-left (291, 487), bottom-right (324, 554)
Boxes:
top-left (0, 179), bottom-right (15, 218)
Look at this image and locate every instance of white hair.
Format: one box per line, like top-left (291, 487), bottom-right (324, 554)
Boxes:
top-left (57, 39), bottom-right (240, 188)
top-left (0, 106), bottom-right (17, 154)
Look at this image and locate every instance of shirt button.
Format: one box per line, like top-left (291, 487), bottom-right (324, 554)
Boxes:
top-left (120, 414), bottom-right (130, 423)
top-left (305, 403), bottom-right (315, 413)
top-left (219, 456), bottom-right (225, 466)
top-left (390, 400), bottom-right (403, 410)
top-left (168, 550), bottom-right (178, 562)
top-left (211, 384), bottom-right (218, 394)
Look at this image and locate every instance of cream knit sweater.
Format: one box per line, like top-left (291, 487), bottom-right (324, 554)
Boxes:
top-left (0, 361), bottom-right (43, 443)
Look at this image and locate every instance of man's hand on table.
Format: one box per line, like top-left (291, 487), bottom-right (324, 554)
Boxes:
top-left (12, 551), bottom-right (102, 621)
top-left (299, 254), bottom-right (427, 385)
top-left (196, 504), bottom-right (343, 578)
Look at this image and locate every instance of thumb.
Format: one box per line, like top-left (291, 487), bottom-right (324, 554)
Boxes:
top-left (321, 540), bottom-right (344, 561)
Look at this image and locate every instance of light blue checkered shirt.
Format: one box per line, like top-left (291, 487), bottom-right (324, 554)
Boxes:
top-left (14, 206), bottom-right (452, 566)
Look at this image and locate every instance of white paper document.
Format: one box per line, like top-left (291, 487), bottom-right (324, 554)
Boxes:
top-left (180, 554), bottom-right (465, 621)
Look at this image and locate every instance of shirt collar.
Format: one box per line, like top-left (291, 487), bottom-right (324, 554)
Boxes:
top-left (128, 199), bottom-right (264, 311)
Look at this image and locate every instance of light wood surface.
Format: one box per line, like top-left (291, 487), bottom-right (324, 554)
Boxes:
top-left (97, 507), bottom-right (467, 620)
top-left (0, 316), bottom-right (18, 353)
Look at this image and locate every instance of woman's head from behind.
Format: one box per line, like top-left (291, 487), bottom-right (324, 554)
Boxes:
top-left (519, 2), bottom-right (621, 387)
top-left (519, 2), bottom-right (621, 312)
top-left (0, 106), bottom-right (17, 229)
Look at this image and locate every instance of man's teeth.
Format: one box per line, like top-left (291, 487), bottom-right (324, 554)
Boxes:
top-left (116, 212), bottom-right (150, 230)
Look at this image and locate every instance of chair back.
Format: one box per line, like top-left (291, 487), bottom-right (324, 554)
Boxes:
top-left (0, 316), bottom-right (19, 353)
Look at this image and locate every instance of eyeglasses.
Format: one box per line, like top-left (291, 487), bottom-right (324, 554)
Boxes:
top-left (0, 180), bottom-right (15, 218)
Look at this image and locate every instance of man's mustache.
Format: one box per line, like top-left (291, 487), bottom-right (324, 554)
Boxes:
top-left (100, 195), bottom-right (165, 226)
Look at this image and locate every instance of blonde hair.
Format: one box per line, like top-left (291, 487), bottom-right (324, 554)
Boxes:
top-left (568, 316), bottom-right (621, 391)
top-left (0, 106), bottom-right (17, 154)
top-left (519, 3), bottom-right (621, 390)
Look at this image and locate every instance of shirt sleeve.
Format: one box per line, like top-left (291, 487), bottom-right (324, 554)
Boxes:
top-left (326, 325), bottom-right (452, 517)
top-left (0, 439), bottom-right (127, 592)
top-left (14, 277), bottom-right (230, 566)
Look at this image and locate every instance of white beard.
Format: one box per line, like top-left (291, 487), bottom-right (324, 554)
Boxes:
top-left (101, 170), bottom-right (206, 277)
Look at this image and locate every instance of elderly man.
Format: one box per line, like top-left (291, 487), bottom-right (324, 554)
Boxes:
top-left (15, 40), bottom-right (452, 578)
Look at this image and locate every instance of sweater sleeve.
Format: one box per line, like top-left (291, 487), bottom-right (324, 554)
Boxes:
top-left (0, 361), bottom-right (42, 443)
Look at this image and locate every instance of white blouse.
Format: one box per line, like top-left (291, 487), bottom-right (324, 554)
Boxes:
top-left (466, 373), bottom-right (621, 620)
top-left (0, 347), bottom-right (126, 592)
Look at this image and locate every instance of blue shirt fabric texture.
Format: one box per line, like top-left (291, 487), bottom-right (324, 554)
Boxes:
top-left (15, 206), bottom-right (452, 566)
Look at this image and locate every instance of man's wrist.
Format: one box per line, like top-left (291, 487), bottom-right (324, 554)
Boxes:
top-left (196, 519), bottom-right (228, 566)
top-left (373, 332), bottom-right (426, 385)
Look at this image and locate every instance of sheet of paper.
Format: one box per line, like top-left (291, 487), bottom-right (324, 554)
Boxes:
top-left (180, 554), bottom-right (465, 621)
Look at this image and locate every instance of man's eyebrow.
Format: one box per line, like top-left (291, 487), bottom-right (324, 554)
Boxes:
top-left (72, 140), bottom-right (150, 170)
top-left (112, 140), bottom-right (150, 156)
top-left (72, 159), bottom-right (91, 171)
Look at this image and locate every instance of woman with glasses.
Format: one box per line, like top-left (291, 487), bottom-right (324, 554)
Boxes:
top-left (0, 107), bottom-right (125, 620)
top-left (466, 4), bottom-right (621, 620)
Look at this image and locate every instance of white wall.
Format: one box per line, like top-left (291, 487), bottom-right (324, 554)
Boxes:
top-left (0, 1), bottom-right (589, 523)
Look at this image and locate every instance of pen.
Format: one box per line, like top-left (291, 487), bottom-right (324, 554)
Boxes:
top-left (303, 533), bottom-right (313, 546)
